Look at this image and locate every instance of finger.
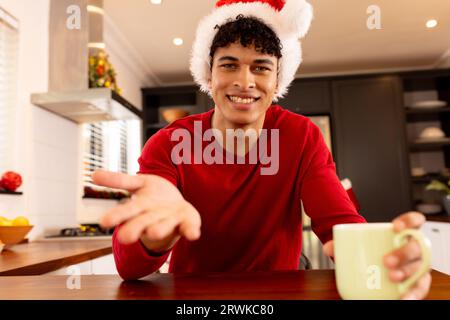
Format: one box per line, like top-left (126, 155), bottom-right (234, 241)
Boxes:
top-left (401, 272), bottom-right (432, 300)
top-left (178, 211), bottom-right (201, 241)
top-left (117, 211), bottom-right (167, 244)
top-left (388, 259), bottom-right (422, 282)
top-left (144, 216), bottom-right (180, 241)
top-left (384, 239), bottom-right (422, 268)
top-left (392, 212), bottom-right (425, 232)
top-left (92, 170), bottom-right (145, 192)
top-left (323, 240), bottom-right (334, 258)
top-left (99, 196), bottom-right (150, 228)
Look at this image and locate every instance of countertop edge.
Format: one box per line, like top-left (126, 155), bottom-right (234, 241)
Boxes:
top-left (0, 245), bottom-right (112, 276)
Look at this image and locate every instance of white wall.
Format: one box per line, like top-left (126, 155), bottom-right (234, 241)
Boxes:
top-left (0, 0), bottom-right (80, 240)
top-left (0, 0), bottom-right (154, 239)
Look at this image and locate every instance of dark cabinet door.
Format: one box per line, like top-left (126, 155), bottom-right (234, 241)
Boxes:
top-left (332, 76), bottom-right (411, 222)
top-left (278, 80), bottom-right (331, 115)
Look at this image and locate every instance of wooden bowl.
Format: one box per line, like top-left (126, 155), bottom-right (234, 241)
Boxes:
top-left (0, 226), bottom-right (33, 245)
top-left (0, 242), bottom-right (4, 253)
top-left (161, 108), bottom-right (190, 123)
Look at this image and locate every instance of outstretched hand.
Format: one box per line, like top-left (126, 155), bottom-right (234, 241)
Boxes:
top-left (92, 170), bottom-right (202, 253)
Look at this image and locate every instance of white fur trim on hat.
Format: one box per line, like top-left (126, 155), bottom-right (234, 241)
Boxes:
top-left (189, 0), bottom-right (313, 102)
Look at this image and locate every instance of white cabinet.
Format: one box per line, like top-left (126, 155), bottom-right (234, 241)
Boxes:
top-left (422, 222), bottom-right (450, 275)
top-left (46, 253), bottom-right (171, 275)
top-left (91, 254), bottom-right (118, 275)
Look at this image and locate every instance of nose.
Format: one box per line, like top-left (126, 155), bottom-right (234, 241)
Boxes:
top-left (233, 66), bottom-right (255, 90)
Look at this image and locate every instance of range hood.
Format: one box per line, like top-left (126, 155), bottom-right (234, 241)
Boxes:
top-left (31, 0), bottom-right (141, 123)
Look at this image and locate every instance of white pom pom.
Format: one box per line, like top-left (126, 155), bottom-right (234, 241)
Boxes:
top-left (280, 0), bottom-right (314, 39)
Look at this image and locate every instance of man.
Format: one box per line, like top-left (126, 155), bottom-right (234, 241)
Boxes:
top-left (93, 0), bottom-right (431, 300)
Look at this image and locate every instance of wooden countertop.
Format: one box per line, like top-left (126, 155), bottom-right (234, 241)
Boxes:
top-left (0, 270), bottom-right (448, 300)
top-left (0, 240), bottom-right (112, 276)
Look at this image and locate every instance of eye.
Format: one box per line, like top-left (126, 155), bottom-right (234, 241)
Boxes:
top-left (220, 64), bottom-right (236, 69)
top-left (255, 66), bottom-right (271, 72)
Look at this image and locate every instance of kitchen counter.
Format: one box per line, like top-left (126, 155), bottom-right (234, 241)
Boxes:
top-left (0, 269), bottom-right (448, 300)
top-left (0, 240), bottom-right (112, 276)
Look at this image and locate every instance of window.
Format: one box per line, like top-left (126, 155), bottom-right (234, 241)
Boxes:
top-left (82, 120), bottom-right (140, 189)
top-left (0, 7), bottom-right (19, 172)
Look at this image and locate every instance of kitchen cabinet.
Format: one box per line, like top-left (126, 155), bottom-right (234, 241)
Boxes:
top-left (422, 221), bottom-right (450, 275)
top-left (332, 76), bottom-right (411, 222)
top-left (402, 70), bottom-right (450, 214)
top-left (141, 86), bottom-right (214, 143)
top-left (45, 253), bottom-right (171, 275)
top-left (277, 80), bottom-right (331, 115)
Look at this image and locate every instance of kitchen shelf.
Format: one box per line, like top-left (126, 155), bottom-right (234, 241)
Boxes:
top-left (405, 107), bottom-right (450, 115)
top-left (141, 86), bottom-right (214, 142)
top-left (0, 190), bottom-right (23, 195)
top-left (409, 139), bottom-right (450, 152)
top-left (411, 174), bottom-right (449, 184)
top-left (401, 70), bottom-right (450, 213)
top-left (405, 107), bottom-right (450, 122)
top-left (425, 213), bottom-right (450, 223)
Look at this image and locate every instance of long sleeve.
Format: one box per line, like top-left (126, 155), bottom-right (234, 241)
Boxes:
top-left (300, 121), bottom-right (367, 245)
top-left (112, 129), bottom-right (178, 280)
top-left (112, 224), bottom-right (171, 280)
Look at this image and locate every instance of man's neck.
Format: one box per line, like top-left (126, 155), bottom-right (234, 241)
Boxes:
top-left (211, 107), bottom-right (266, 156)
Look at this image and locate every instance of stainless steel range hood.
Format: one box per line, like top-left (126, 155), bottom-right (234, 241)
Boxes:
top-left (31, 0), bottom-right (141, 123)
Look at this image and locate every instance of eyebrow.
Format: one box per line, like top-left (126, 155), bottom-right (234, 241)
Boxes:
top-left (217, 56), bottom-right (275, 66)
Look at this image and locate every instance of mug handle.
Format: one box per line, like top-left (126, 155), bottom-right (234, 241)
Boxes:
top-left (393, 229), bottom-right (432, 295)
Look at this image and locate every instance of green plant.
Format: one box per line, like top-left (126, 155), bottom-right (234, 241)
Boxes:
top-left (425, 179), bottom-right (450, 196)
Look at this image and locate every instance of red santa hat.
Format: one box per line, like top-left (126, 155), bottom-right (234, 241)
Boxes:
top-left (190, 0), bottom-right (313, 101)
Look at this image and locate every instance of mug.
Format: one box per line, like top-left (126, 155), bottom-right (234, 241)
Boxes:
top-left (333, 223), bottom-right (431, 300)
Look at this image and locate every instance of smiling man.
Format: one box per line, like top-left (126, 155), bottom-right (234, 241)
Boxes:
top-left (92, 0), bottom-right (431, 300)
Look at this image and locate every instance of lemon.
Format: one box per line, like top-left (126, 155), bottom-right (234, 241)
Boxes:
top-left (12, 216), bottom-right (30, 226)
top-left (0, 216), bottom-right (13, 226)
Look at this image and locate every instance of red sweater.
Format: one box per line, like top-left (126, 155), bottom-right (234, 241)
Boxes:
top-left (112, 105), bottom-right (366, 280)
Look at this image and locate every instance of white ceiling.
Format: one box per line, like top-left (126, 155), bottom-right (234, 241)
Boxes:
top-left (104, 0), bottom-right (450, 86)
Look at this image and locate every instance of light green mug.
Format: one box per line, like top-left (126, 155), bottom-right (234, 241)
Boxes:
top-left (333, 223), bottom-right (431, 300)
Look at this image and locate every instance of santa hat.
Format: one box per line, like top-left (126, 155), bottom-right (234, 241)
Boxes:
top-left (190, 0), bottom-right (313, 102)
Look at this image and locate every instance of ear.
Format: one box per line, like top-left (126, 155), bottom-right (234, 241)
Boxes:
top-left (207, 79), bottom-right (212, 90)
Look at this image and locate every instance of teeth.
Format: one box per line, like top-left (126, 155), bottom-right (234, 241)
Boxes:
top-left (229, 96), bottom-right (256, 104)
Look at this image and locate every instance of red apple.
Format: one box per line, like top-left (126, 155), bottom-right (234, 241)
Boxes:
top-left (1, 171), bottom-right (22, 192)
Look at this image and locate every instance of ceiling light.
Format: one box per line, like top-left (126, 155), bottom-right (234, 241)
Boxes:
top-left (88, 42), bottom-right (106, 49)
top-left (87, 5), bottom-right (104, 15)
top-left (150, 0), bottom-right (162, 4)
top-left (426, 19), bottom-right (438, 28)
top-left (173, 38), bottom-right (183, 46)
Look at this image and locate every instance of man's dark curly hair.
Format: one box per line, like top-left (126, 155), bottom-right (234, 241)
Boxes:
top-left (209, 14), bottom-right (283, 69)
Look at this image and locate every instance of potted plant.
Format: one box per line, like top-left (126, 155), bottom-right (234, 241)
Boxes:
top-left (425, 179), bottom-right (450, 215)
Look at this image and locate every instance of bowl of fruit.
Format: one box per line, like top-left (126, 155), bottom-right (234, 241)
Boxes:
top-left (0, 216), bottom-right (33, 246)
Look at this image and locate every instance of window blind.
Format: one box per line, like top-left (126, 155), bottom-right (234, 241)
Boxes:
top-left (0, 7), bottom-right (19, 172)
top-left (82, 120), bottom-right (130, 189)
top-left (83, 123), bottom-right (105, 187)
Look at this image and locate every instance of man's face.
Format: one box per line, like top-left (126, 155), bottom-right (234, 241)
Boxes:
top-left (208, 42), bottom-right (278, 127)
